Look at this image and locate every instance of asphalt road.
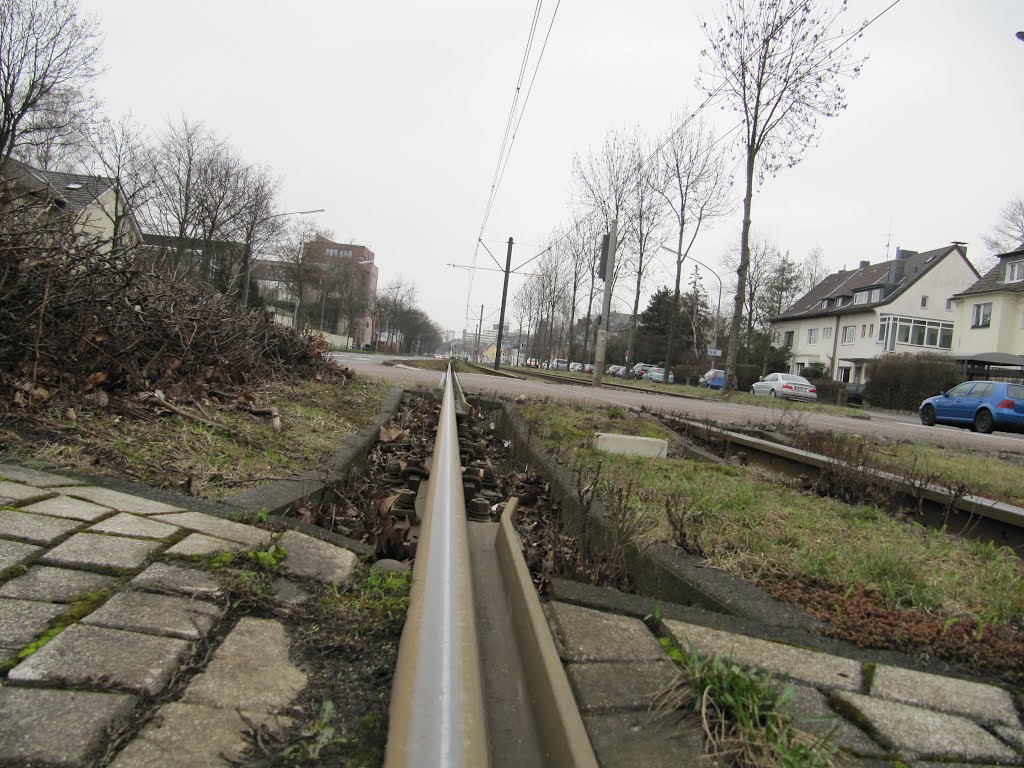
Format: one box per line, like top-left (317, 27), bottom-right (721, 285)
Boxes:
top-left (333, 353), bottom-right (1024, 456)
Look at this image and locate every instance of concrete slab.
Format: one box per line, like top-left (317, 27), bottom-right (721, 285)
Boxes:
top-left (871, 663), bottom-right (1020, 728)
top-left (0, 687), bottom-right (137, 768)
top-left (566, 660), bottom-right (679, 713)
top-left (548, 602), bottom-right (666, 662)
top-left (0, 538), bottom-right (42, 572)
top-left (833, 691), bottom-right (1019, 763)
top-left (994, 725), bottom-right (1024, 751)
top-left (0, 480), bottom-right (52, 503)
top-left (82, 591), bottom-right (222, 640)
top-left (183, 617), bottom-right (306, 714)
top-left (785, 685), bottom-right (885, 758)
top-left (663, 620), bottom-right (861, 692)
top-left (278, 529), bottom-right (357, 585)
top-left (151, 511), bottom-right (269, 548)
top-left (109, 701), bottom-right (283, 768)
top-left (594, 433), bottom-right (668, 458)
top-left (131, 562), bottom-right (222, 598)
top-left (582, 711), bottom-right (709, 768)
top-left (0, 566), bottom-right (116, 603)
top-left (22, 494), bottom-right (114, 522)
top-left (7, 624), bottom-right (190, 695)
top-left (88, 512), bottom-right (181, 540)
top-left (270, 577), bottom-right (309, 606)
top-left (50, 486), bottom-right (184, 515)
top-left (0, 598), bottom-right (64, 648)
top-left (164, 533), bottom-right (246, 558)
top-left (0, 508), bottom-right (81, 545)
top-left (0, 463), bottom-right (79, 487)
top-left (40, 532), bottom-right (163, 572)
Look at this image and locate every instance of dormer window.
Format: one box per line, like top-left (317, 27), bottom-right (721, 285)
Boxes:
top-left (820, 298), bottom-right (832, 309)
top-left (1008, 260), bottom-right (1024, 283)
top-left (853, 291), bottom-right (869, 305)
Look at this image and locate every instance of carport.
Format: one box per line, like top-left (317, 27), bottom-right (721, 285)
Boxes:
top-left (952, 352), bottom-right (1024, 382)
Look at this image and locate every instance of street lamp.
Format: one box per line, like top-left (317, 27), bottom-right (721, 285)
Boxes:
top-left (658, 246), bottom-right (724, 361)
top-left (242, 208), bottom-right (325, 308)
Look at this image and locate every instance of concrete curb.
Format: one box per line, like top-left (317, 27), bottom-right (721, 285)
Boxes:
top-left (496, 499), bottom-right (599, 768)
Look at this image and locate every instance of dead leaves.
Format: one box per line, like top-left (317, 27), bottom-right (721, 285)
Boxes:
top-left (379, 425), bottom-right (407, 443)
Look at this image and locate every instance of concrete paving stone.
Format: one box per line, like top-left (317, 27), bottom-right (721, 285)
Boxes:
top-left (82, 590), bottom-right (222, 641)
top-left (40, 532), bottom-right (163, 572)
top-left (270, 577), bottom-right (309, 606)
top-left (785, 685), bottom-right (885, 758)
top-left (0, 538), bottom-right (42, 572)
top-left (583, 711), bottom-right (710, 768)
top-left (183, 617), bottom-right (306, 714)
top-left (0, 687), bottom-right (137, 768)
top-left (567, 660), bottom-right (679, 713)
top-left (50, 485), bottom-right (184, 515)
top-left (109, 702), bottom-right (287, 768)
top-left (0, 463), bottom-right (80, 487)
top-left (871, 663), bottom-right (1020, 728)
top-left (278, 529), bottom-right (357, 585)
top-left (21, 494), bottom-right (115, 522)
top-left (151, 511), bottom-right (269, 548)
top-left (995, 725), bottom-right (1024, 751)
top-left (663, 620), bottom-right (862, 692)
top-left (594, 433), bottom-right (669, 458)
top-left (0, 507), bottom-right (81, 545)
top-left (88, 512), bottom-right (181, 540)
top-left (0, 565), bottom-right (116, 603)
top-left (132, 562), bottom-right (222, 598)
top-left (833, 691), bottom-right (1019, 763)
top-left (164, 533), bottom-right (246, 558)
top-left (549, 601), bottom-right (666, 663)
top-left (7, 623), bottom-right (190, 695)
top-left (0, 598), bottom-right (64, 648)
top-left (0, 479), bottom-right (52, 503)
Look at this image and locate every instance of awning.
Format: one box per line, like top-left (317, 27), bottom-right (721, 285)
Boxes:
top-left (953, 352), bottom-right (1024, 367)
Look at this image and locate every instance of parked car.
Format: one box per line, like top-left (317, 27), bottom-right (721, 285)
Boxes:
top-left (583, 363), bottom-right (594, 373)
top-left (569, 361), bottom-right (583, 372)
top-left (844, 383), bottom-right (866, 406)
top-left (919, 380), bottom-right (1024, 434)
top-left (605, 364), bottom-right (624, 377)
top-left (553, 359), bottom-right (568, 371)
top-left (750, 373), bottom-right (817, 402)
top-left (643, 366), bottom-right (675, 384)
top-left (698, 369), bottom-right (726, 390)
top-left (631, 362), bottom-right (654, 380)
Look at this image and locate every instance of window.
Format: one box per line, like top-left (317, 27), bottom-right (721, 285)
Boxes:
top-left (795, 362), bottom-right (805, 374)
top-left (823, 326), bottom-right (833, 340)
top-left (945, 298), bottom-right (953, 310)
top-left (820, 298), bottom-right (831, 309)
top-left (920, 296), bottom-right (928, 308)
top-left (869, 323), bottom-right (874, 337)
top-left (861, 324), bottom-right (867, 338)
top-left (971, 302), bottom-right (992, 328)
top-left (837, 367), bottom-right (851, 383)
top-left (807, 328), bottom-right (819, 344)
top-left (841, 326), bottom-right (856, 344)
top-left (939, 326), bottom-right (953, 349)
top-left (911, 320), bottom-right (926, 346)
top-left (870, 288), bottom-right (882, 302)
top-left (783, 331), bottom-right (794, 347)
top-left (1008, 261), bottom-right (1024, 282)
top-left (971, 382), bottom-right (993, 398)
top-left (854, 291), bottom-right (869, 305)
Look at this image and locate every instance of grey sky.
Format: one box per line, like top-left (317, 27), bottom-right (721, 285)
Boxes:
top-left (80, 0), bottom-right (1023, 333)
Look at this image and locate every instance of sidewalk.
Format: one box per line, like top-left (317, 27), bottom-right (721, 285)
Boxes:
top-left (0, 463), bottom-right (357, 767)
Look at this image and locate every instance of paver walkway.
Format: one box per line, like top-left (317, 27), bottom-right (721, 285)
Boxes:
top-left (0, 464), bottom-right (357, 767)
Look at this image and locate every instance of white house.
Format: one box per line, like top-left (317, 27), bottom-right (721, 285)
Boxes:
top-left (949, 242), bottom-right (1024, 371)
top-left (770, 244), bottom-right (979, 383)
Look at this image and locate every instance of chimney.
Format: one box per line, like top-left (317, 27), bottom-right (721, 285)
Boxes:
top-left (888, 246), bottom-right (909, 284)
top-left (859, 260), bottom-right (870, 269)
top-left (952, 240), bottom-right (967, 258)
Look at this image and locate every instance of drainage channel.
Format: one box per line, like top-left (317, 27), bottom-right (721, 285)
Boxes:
top-left (385, 365), bottom-right (596, 768)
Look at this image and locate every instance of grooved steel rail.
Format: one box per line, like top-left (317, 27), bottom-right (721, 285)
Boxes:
top-left (385, 365), bottom-right (488, 768)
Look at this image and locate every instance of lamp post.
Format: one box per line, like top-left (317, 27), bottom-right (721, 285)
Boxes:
top-left (242, 208), bottom-right (325, 308)
top-left (659, 246), bottom-right (723, 361)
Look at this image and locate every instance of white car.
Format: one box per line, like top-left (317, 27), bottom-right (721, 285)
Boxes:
top-left (750, 373), bottom-right (817, 401)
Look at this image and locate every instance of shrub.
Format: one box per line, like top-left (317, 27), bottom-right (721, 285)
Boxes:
top-left (864, 353), bottom-right (960, 411)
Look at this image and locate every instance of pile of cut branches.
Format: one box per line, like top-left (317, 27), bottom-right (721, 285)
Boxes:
top-left (0, 196), bottom-right (341, 426)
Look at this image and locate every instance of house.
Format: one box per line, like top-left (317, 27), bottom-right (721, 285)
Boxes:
top-left (770, 244), bottom-right (979, 383)
top-left (948, 242), bottom-right (1024, 376)
top-left (0, 157), bottom-right (141, 249)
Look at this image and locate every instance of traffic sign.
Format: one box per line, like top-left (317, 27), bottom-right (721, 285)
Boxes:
top-left (709, 349), bottom-right (722, 357)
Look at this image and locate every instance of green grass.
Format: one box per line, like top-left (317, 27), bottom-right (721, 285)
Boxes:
top-left (518, 402), bottom-right (1024, 625)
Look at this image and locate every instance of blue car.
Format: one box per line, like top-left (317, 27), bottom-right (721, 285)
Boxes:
top-left (699, 369), bottom-right (725, 390)
top-left (919, 380), bottom-right (1024, 434)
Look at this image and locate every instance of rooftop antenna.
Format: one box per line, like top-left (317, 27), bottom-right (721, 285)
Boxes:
top-left (883, 215), bottom-right (894, 260)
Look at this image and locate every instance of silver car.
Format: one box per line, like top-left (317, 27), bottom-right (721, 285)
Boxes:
top-left (750, 373), bottom-right (817, 401)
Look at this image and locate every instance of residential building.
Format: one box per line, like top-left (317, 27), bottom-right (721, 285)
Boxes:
top-left (0, 157), bottom-right (141, 249)
top-left (949, 242), bottom-right (1024, 373)
top-left (770, 244), bottom-right (979, 383)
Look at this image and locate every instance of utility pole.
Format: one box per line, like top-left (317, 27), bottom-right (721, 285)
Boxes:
top-left (592, 219), bottom-right (617, 387)
top-left (494, 237), bottom-right (513, 371)
top-left (475, 304), bottom-right (483, 363)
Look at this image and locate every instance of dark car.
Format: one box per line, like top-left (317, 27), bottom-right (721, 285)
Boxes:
top-left (844, 383), bottom-right (865, 406)
top-left (919, 380), bottom-right (1024, 434)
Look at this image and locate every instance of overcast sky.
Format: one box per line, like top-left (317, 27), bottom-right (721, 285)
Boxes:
top-left (79, 0), bottom-right (1023, 333)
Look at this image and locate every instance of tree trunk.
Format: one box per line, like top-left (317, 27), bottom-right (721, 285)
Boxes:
top-left (724, 149), bottom-right (755, 391)
top-left (665, 225), bottom-right (685, 372)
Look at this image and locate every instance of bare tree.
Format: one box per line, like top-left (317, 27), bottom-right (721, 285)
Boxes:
top-left (87, 115), bottom-right (155, 253)
top-left (0, 0), bottom-right (102, 167)
top-left (376, 277), bottom-right (417, 350)
top-left (273, 218), bottom-right (333, 329)
top-left (656, 113), bottom-right (731, 371)
top-left (802, 243), bottom-right (827, 291)
top-left (700, 0), bottom-right (864, 389)
top-left (982, 196), bottom-right (1024, 256)
top-left (234, 165), bottom-right (281, 305)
